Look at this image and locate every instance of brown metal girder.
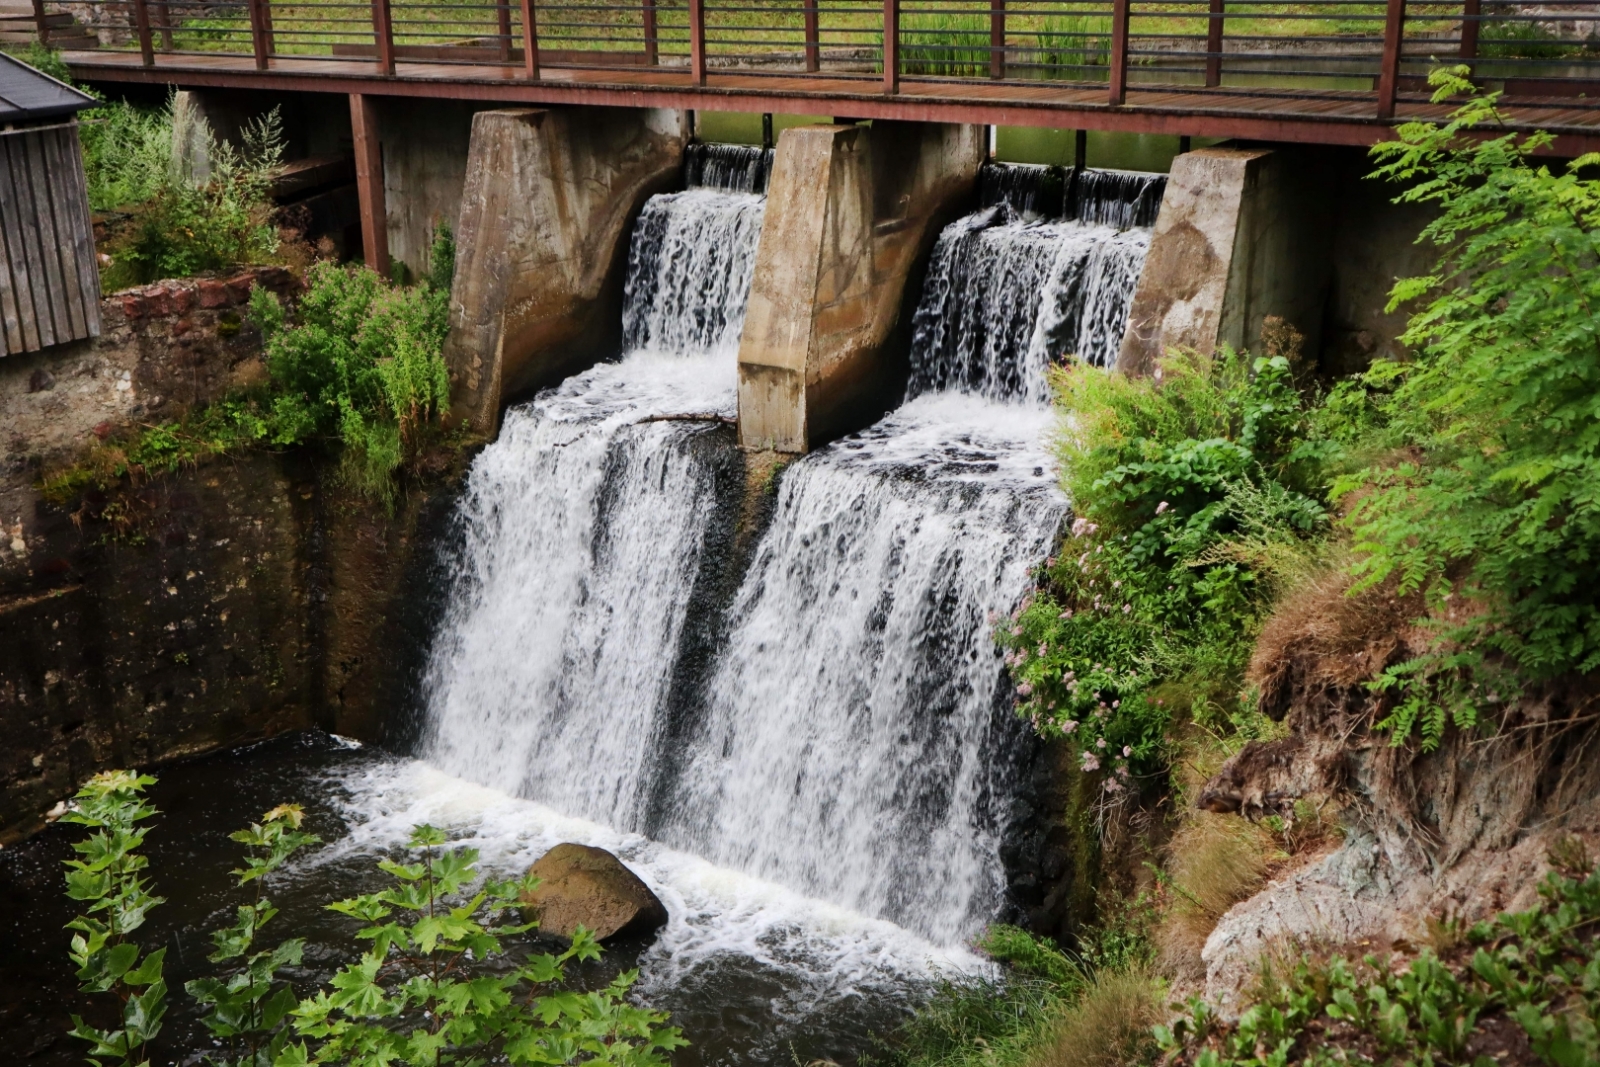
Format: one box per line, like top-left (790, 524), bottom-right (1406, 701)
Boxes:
top-left (65, 57), bottom-right (1600, 155)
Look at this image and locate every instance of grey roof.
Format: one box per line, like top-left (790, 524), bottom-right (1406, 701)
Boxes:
top-left (0, 52), bottom-right (96, 124)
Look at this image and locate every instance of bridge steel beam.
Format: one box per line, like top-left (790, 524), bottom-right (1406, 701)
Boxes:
top-left (66, 60), bottom-right (1600, 158)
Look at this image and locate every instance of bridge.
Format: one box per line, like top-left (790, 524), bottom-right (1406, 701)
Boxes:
top-left (41, 0), bottom-right (1600, 155)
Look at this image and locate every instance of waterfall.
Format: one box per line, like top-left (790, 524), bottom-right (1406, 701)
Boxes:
top-left (684, 142), bottom-right (776, 194)
top-left (659, 398), bottom-right (1064, 942)
top-left (906, 202), bottom-right (1152, 403)
top-left (979, 160), bottom-right (1167, 229)
top-left (621, 189), bottom-right (765, 357)
top-left (419, 161), bottom-right (1163, 953)
top-left (422, 184), bottom-right (763, 824)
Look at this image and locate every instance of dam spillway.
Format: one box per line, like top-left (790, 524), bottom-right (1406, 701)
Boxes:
top-left (370, 153), bottom-right (1159, 1060)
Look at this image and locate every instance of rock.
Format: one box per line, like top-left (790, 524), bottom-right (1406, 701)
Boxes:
top-left (520, 843), bottom-right (667, 942)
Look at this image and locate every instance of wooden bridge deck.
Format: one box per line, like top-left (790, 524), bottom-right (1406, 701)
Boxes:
top-left (62, 47), bottom-right (1600, 154)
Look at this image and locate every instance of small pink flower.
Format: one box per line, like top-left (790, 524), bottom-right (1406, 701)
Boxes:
top-left (1122, 603), bottom-right (1131, 614)
top-left (1017, 683), bottom-right (1033, 697)
top-left (1112, 700), bottom-right (1120, 709)
top-left (1062, 719), bottom-right (1079, 734)
top-left (1059, 610), bottom-right (1073, 620)
top-left (1037, 643), bottom-right (1048, 657)
top-left (1122, 745), bottom-right (1132, 757)
top-left (1011, 626), bottom-right (1022, 636)
top-left (1155, 501), bottom-right (1169, 515)
top-left (1080, 753), bottom-right (1100, 772)
top-left (1096, 737), bottom-right (1107, 749)
top-left (1117, 766), bottom-right (1130, 779)
top-left (1104, 779), bottom-right (1122, 793)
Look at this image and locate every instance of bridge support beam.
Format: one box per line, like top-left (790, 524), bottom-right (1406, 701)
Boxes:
top-left (444, 106), bottom-right (687, 431)
top-left (736, 121), bottom-right (984, 454)
top-left (1118, 147), bottom-right (1333, 373)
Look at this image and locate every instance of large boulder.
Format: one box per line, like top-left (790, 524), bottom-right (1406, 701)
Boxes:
top-left (519, 843), bottom-right (668, 942)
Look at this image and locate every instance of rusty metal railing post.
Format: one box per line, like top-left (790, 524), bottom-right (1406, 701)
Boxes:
top-left (1459, 0), bottom-right (1479, 63)
top-left (989, 0), bottom-right (1004, 79)
top-left (1377, 0), bottom-right (1405, 118)
top-left (520, 0), bottom-right (539, 76)
top-left (30, 0), bottom-right (50, 46)
top-left (248, 0), bottom-right (272, 67)
top-left (642, 0), bottom-right (657, 65)
top-left (882, 0), bottom-right (898, 93)
top-left (803, 0), bottom-right (819, 71)
top-left (371, 0), bottom-right (395, 73)
top-left (1204, 0), bottom-right (1223, 86)
top-left (1108, 0), bottom-right (1129, 104)
top-left (132, 0), bottom-right (155, 65)
top-left (690, 0), bottom-right (706, 85)
top-left (497, 0), bottom-right (512, 62)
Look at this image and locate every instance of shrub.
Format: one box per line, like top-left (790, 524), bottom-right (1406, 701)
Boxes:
top-left (58, 770), bottom-right (684, 1067)
top-left (1025, 968), bottom-right (1161, 1067)
top-left (1337, 68), bottom-right (1600, 748)
top-left (998, 342), bottom-right (1331, 792)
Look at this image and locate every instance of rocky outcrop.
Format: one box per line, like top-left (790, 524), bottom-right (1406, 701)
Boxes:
top-left (520, 843), bottom-right (668, 942)
top-left (1194, 570), bottom-right (1600, 1009)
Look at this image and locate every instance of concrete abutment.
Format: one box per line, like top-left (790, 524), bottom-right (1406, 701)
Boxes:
top-left (735, 121), bottom-right (985, 454)
top-left (444, 106), bottom-right (688, 431)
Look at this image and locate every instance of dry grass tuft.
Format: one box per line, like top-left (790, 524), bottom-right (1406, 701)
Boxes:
top-left (1026, 969), bottom-right (1163, 1067)
top-left (1157, 814), bottom-right (1279, 980)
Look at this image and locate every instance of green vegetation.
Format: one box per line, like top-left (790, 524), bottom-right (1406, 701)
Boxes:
top-left (1158, 841), bottom-right (1600, 1066)
top-left (61, 770), bottom-right (684, 1067)
top-left (997, 338), bottom-right (1329, 787)
top-left (42, 233), bottom-right (456, 508)
top-left (1340, 66), bottom-right (1600, 748)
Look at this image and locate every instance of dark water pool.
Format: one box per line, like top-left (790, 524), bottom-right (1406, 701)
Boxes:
top-left (0, 733), bottom-right (976, 1066)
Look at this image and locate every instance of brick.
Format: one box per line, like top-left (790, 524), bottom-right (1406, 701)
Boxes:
top-left (198, 279), bottom-right (231, 309)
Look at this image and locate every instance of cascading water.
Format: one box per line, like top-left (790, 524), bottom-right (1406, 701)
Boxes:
top-left (394, 157), bottom-right (1159, 1061)
top-left (684, 142), bottom-right (776, 194)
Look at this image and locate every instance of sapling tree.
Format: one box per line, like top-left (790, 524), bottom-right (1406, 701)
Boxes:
top-left (281, 824), bottom-right (685, 1066)
top-left (187, 804), bottom-right (321, 1066)
top-left (61, 770), bottom-right (169, 1067)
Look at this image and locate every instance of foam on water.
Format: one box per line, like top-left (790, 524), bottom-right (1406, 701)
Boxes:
top-left (313, 757), bottom-right (988, 1008)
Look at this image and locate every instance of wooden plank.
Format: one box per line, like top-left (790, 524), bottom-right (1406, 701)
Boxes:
top-left (1377, 0), bottom-right (1405, 119)
top-left (1109, 0), bottom-right (1129, 104)
top-left (989, 0), bottom-right (1003, 80)
top-left (644, 0), bottom-right (658, 66)
top-left (882, 0), bottom-right (896, 93)
top-left (520, 0), bottom-right (539, 77)
top-left (689, 0), bottom-right (705, 85)
top-left (349, 93), bottom-right (389, 274)
top-left (802, 0), bottom-right (818, 71)
top-left (1459, 0), bottom-right (1478, 61)
top-left (22, 129), bottom-right (70, 346)
top-left (1205, 0), bottom-right (1223, 87)
top-left (40, 127), bottom-right (88, 341)
top-left (7, 132), bottom-right (48, 352)
top-left (371, 0), bottom-right (395, 74)
top-left (132, 0), bottom-right (155, 65)
top-left (64, 123), bottom-right (101, 338)
top-left (0, 139), bottom-right (24, 355)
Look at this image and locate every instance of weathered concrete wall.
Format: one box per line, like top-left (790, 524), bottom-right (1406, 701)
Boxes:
top-left (445, 106), bottom-right (688, 431)
top-left (171, 89), bottom-right (354, 182)
top-left (1118, 147), bottom-right (1334, 374)
top-left (378, 99), bottom-right (494, 281)
top-left (736, 121), bottom-right (984, 453)
top-left (0, 280), bottom-right (469, 841)
top-left (1320, 150), bottom-right (1434, 376)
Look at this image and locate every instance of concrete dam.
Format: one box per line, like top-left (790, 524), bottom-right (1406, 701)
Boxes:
top-left (0, 75), bottom-right (1440, 1062)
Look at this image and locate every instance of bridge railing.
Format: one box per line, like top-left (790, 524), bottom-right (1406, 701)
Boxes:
top-left (46, 0), bottom-right (1600, 115)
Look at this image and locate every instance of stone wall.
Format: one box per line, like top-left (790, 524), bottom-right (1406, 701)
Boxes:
top-left (0, 275), bottom-right (468, 842)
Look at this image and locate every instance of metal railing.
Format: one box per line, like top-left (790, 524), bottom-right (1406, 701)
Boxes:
top-left (51, 0), bottom-right (1600, 114)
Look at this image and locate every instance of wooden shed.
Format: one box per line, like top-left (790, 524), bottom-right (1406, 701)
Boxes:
top-left (0, 53), bottom-right (99, 357)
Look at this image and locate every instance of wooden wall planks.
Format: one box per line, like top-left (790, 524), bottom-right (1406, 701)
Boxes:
top-left (0, 122), bottom-right (101, 358)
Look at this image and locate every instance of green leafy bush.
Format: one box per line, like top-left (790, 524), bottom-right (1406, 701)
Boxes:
top-left (998, 344), bottom-right (1330, 789)
top-left (59, 771), bottom-right (684, 1067)
top-left (1157, 844), bottom-right (1600, 1066)
top-left (255, 257), bottom-right (453, 503)
top-left (1335, 68), bottom-right (1600, 747)
top-left (109, 106), bottom-right (284, 286)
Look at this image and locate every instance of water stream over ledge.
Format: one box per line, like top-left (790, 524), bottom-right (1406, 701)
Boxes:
top-left (0, 156), bottom-right (1162, 1067)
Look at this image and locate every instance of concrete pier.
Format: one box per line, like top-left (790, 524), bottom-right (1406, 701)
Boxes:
top-left (736, 120), bottom-right (984, 454)
top-left (1118, 148), bottom-right (1332, 374)
top-left (444, 106), bottom-right (687, 431)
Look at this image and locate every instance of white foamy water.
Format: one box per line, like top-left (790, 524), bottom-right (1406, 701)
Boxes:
top-left (659, 393), bottom-right (1064, 946)
top-left (313, 757), bottom-right (988, 1006)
